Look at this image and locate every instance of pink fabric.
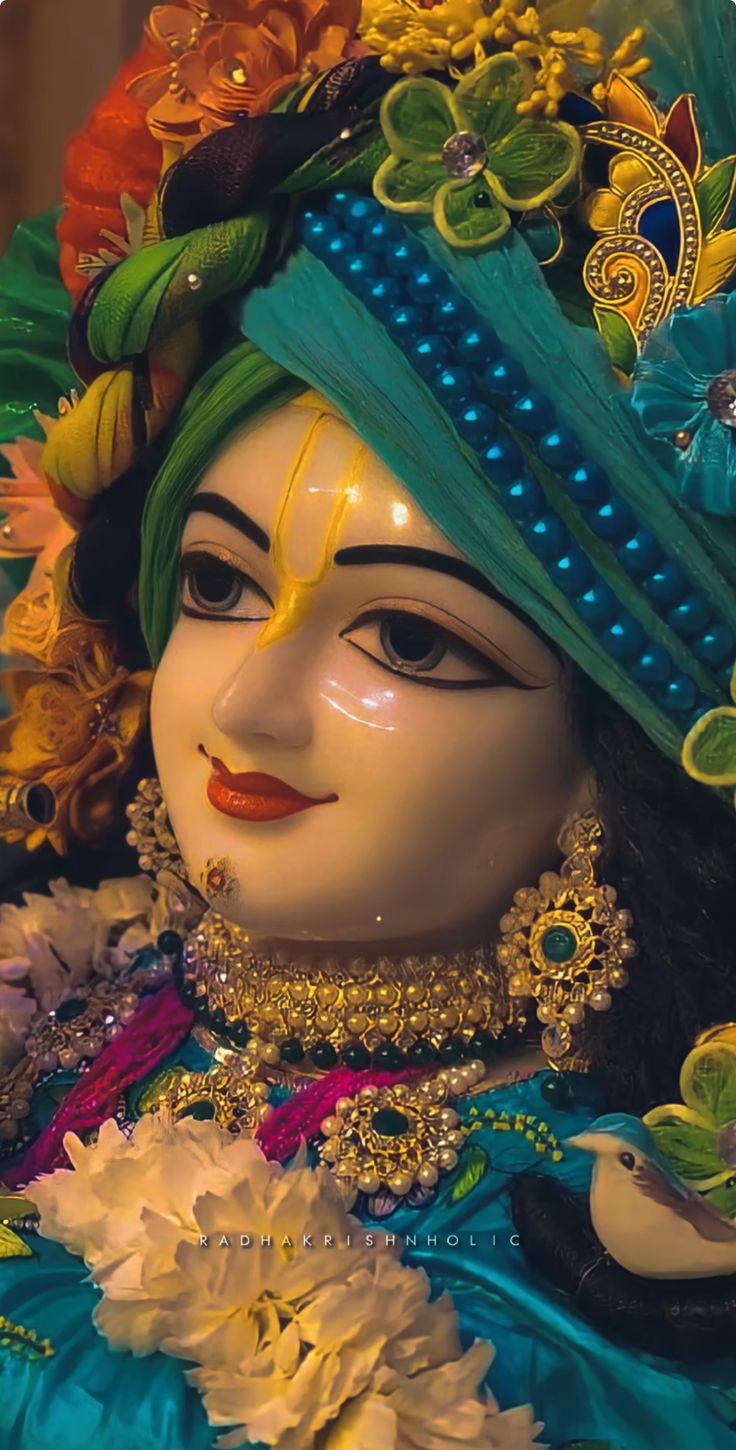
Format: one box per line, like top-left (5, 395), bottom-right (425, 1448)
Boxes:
top-left (5, 982), bottom-right (194, 1189)
top-left (6, 986), bottom-right (420, 1187)
top-left (256, 1065), bottom-right (421, 1163)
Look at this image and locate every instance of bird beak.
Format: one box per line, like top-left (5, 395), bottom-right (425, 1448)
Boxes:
top-left (563, 1131), bottom-right (598, 1153)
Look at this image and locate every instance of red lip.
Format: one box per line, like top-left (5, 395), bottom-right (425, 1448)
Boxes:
top-left (206, 757), bottom-right (338, 823)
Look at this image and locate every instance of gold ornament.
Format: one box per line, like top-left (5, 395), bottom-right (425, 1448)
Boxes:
top-left (200, 856), bottom-right (239, 904)
top-left (158, 1057), bottom-right (272, 1134)
top-left (0, 779), bottom-right (56, 836)
top-left (125, 777), bottom-right (183, 878)
top-left (183, 910), bottom-right (509, 1058)
top-left (498, 815), bottom-right (636, 1063)
top-left (318, 1060), bottom-right (487, 1198)
top-left (0, 966), bottom-right (167, 1150)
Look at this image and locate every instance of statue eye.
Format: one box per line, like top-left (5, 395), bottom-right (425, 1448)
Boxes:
top-left (619, 1151), bottom-right (636, 1170)
top-left (381, 616), bottom-right (447, 673)
top-left (342, 609), bottom-right (510, 689)
top-left (180, 550), bottom-right (271, 620)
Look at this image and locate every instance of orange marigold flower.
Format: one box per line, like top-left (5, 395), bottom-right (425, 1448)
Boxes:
top-left (130, 0), bottom-right (361, 146)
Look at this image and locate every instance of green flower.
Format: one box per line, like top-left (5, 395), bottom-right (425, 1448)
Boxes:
top-left (644, 1027), bottom-right (736, 1221)
top-left (682, 660), bottom-right (736, 803)
top-left (373, 52), bottom-right (581, 252)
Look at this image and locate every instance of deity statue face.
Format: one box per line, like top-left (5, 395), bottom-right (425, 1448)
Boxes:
top-left (151, 400), bottom-right (593, 946)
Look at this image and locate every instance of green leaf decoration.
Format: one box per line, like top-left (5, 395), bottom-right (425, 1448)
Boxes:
top-left (697, 157), bottom-right (736, 237)
top-left (278, 127), bottom-right (389, 197)
top-left (380, 76), bottom-right (459, 162)
top-left (0, 1224), bottom-right (32, 1261)
top-left (682, 1042), bottom-right (736, 1129)
top-left (455, 53), bottom-right (534, 146)
top-left (645, 1116), bottom-right (723, 1182)
top-left (434, 176), bottom-right (510, 250)
top-left (488, 120), bottom-right (581, 210)
top-left (374, 155), bottom-right (447, 213)
top-left (450, 1144), bottom-right (489, 1203)
top-left (683, 708), bottom-right (736, 785)
top-left (595, 306), bottom-right (638, 375)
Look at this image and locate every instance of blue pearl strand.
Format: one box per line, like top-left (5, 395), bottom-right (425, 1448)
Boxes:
top-left (299, 195), bottom-right (735, 729)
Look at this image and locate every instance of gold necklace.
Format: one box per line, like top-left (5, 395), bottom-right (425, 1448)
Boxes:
top-left (176, 910), bottom-right (511, 1072)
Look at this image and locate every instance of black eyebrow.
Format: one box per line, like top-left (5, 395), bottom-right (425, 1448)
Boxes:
top-left (184, 492), bottom-right (270, 553)
top-left (334, 543), bottom-right (557, 647)
top-left (334, 544), bottom-right (510, 609)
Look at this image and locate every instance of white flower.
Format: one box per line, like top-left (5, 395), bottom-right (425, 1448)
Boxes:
top-left (30, 1117), bottom-right (544, 1450)
top-left (0, 875), bottom-right (159, 1069)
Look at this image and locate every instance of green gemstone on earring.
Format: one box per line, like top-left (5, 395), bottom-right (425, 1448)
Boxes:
top-left (372, 1107), bottom-right (409, 1137)
top-left (541, 926), bottom-right (578, 963)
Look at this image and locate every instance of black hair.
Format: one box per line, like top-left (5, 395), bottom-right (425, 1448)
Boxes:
top-left (511, 671), bottom-right (736, 1362)
top-left (570, 670), bottom-right (736, 1114)
top-left (511, 1173), bottom-right (736, 1364)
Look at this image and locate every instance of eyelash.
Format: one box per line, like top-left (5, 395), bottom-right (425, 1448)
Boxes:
top-left (179, 550), bottom-right (520, 691)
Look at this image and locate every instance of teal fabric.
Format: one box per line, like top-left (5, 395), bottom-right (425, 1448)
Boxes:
top-left (1, 1069), bottom-right (735, 1450)
top-left (243, 245), bottom-right (730, 771)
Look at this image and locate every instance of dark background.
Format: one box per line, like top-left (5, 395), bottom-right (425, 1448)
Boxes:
top-left (0, 0), bottom-right (152, 249)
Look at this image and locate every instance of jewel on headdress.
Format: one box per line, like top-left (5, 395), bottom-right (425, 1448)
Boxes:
top-left (632, 294), bottom-right (736, 515)
top-left (706, 372), bottom-right (736, 429)
top-left (442, 130), bottom-right (487, 179)
top-left (374, 54), bottom-right (580, 253)
top-left (582, 76), bottom-right (736, 370)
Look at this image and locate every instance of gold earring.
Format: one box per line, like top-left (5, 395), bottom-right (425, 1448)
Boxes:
top-left (125, 779), bottom-right (210, 929)
top-left (498, 814), bottom-right (637, 1064)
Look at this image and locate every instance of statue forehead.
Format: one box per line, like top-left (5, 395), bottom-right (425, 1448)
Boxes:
top-left (191, 400), bottom-right (464, 569)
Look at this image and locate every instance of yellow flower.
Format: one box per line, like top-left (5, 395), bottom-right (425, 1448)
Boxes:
top-left (0, 641), bottom-right (151, 852)
top-left (644, 1025), bottom-right (736, 1222)
top-left (31, 1115), bottom-right (543, 1450)
top-left (359, 0), bottom-right (649, 118)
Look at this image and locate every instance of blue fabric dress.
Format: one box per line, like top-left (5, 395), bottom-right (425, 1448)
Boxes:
top-left (1, 1055), bottom-right (735, 1450)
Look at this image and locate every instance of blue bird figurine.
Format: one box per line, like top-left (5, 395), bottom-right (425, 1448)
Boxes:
top-left (567, 1114), bottom-right (736, 1280)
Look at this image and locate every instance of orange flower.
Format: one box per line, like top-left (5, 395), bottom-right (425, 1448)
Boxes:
top-left (0, 418), bottom-right (74, 594)
top-left (130, 0), bottom-right (361, 147)
top-left (0, 644), bottom-right (151, 853)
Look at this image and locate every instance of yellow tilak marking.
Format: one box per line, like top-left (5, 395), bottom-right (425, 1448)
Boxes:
top-left (257, 417), bottom-right (368, 650)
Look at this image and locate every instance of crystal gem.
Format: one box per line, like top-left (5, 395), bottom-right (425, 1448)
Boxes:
top-left (187, 272), bottom-right (203, 291)
top-left (707, 371), bottom-right (736, 428)
top-left (541, 1024), bottom-right (568, 1059)
top-left (442, 131), bottom-right (488, 179)
top-left (541, 926), bottom-right (578, 964)
top-left (372, 1107), bottom-right (410, 1137)
top-left (719, 1120), bottom-right (736, 1167)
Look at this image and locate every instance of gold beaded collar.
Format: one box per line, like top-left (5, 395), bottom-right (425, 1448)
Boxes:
top-left (179, 911), bottom-right (511, 1069)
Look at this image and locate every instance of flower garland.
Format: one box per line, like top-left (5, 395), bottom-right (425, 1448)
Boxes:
top-left (29, 1114), bottom-right (544, 1450)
